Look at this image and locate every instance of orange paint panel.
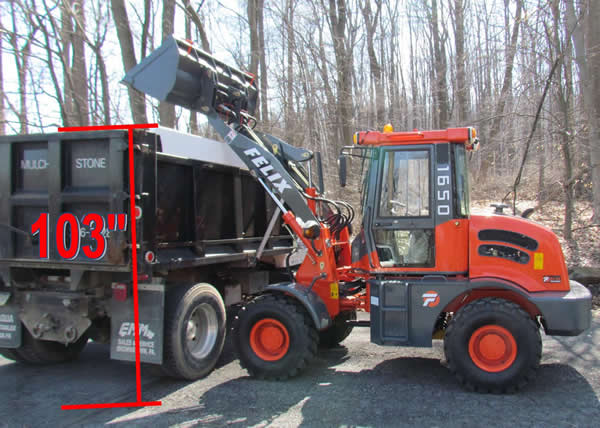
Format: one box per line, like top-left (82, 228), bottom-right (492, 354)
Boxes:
top-left (434, 219), bottom-right (469, 272)
top-left (469, 215), bottom-right (570, 292)
top-left (356, 127), bottom-right (470, 146)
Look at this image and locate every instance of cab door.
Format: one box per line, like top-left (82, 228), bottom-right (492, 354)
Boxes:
top-left (368, 143), bottom-right (468, 274)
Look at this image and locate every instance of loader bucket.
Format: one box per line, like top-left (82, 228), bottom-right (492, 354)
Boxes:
top-left (122, 36), bottom-right (258, 117)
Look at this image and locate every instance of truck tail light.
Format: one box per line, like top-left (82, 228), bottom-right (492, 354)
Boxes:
top-left (145, 251), bottom-right (155, 263)
top-left (112, 283), bottom-right (128, 301)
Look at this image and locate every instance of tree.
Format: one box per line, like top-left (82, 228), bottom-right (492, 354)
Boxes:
top-left (453, 0), bottom-right (468, 124)
top-left (110, 0), bottom-right (147, 124)
top-left (325, 0), bottom-right (354, 150)
top-left (587, 0), bottom-right (600, 221)
top-left (158, 0), bottom-right (176, 128)
top-left (361, 0), bottom-right (384, 127)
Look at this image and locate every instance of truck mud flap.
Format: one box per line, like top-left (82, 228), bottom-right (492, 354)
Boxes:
top-left (0, 301), bottom-right (21, 348)
top-left (110, 283), bottom-right (164, 364)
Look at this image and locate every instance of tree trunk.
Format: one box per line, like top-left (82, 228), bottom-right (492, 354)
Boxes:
top-left (158, 0), bottom-right (176, 128)
top-left (110, 0), bottom-right (147, 124)
top-left (257, 0), bottom-right (268, 123)
top-left (454, 0), bottom-right (468, 123)
top-left (285, 0), bottom-right (295, 143)
top-left (361, 0), bottom-right (383, 127)
top-left (71, 0), bottom-right (90, 126)
top-left (430, 0), bottom-right (449, 128)
top-left (327, 0), bottom-right (354, 151)
top-left (587, 0), bottom-right (600, 222)
top-left (550, 0), bottom-right (575, 243)
top-left (60, 1), bottom-right (73, 126)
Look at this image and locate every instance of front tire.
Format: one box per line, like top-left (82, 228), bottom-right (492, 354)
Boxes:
top-left (161, 283), bottom-right (226, 380)
top-left (235, 294), bottom-right (318, 380)
top-left (444, 298), bottom-right (541, 393)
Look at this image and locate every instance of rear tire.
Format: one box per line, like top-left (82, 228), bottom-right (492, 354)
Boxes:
top-left (444, 298), bottom-right (541, 393)
top-left (12, 327), bottom-right (88, 364)
top-left (235, 294), bottom-right (318, 380)
top-left (0, 348), bottom-right (25, 362)
top-left (319, 310), bottom-right (356, 348)
top-left (161, 283), bottom-right (226, 380)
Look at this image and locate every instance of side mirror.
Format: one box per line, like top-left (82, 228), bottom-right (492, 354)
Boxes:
top-left (338, 155), bottom-right (347, 187)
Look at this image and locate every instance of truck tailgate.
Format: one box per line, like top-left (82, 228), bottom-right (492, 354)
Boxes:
top-left (0, 131), bottom-right (131, 268)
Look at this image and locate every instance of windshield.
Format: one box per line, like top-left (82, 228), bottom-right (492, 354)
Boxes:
top-left (453, 144), bottom-right (470, 217)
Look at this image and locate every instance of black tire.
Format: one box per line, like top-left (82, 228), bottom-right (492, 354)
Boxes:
top-left (13, 327), bottom-right (88, 364)
top-left (235, 293), bottom-right (318, 380)
top-left (319, 310), bottom-right (356, 348)
top-left (161, 283), bottom-right (226, 380)
top-left (0, 348), bottom-right (24, 362)
top-left (444, 298), bottom-right (541, 393)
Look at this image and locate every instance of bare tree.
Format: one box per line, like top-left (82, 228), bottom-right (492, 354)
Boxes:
top-left (453, 0), bottom-right (468, 123)
top-left (110, 0), bottom-right (147, 124)
top-left (158, 0), bottom-right (176, 128)
top-left (7, 1), bottom-right (37, 134)
top-left (361, 0), bottom-right (383, 127)
top-left (586, 0), bottom-right (600, 221)
top-left (325, 0), bottom-right (354, 150)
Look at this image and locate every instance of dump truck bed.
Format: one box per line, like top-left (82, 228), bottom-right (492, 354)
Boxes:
top-left (0, 129), bottom-right (292, 272)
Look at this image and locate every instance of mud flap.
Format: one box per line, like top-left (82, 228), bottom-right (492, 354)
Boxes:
top-left (110, 283), bottom-right (164, 364)
top-left (0, 301), bottom-right (21, 348)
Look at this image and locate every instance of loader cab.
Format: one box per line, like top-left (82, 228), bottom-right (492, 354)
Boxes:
top-left (344, 127), bottom-right (478, 275)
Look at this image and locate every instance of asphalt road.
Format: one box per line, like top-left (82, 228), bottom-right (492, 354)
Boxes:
top-left (2, 310), bottom-right (599, 428)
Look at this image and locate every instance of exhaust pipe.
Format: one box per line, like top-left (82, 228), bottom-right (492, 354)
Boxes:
top-left (122, 36), bottom-right (258, 118)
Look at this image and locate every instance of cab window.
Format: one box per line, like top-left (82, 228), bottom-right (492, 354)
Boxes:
top-left (379, 150), bottom-right (430, 217)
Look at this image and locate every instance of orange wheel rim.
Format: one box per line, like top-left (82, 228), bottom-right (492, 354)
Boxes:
top-left (249, 318), bottom-right (290, 361)
top-left (468, 325), bottom-right (517, 373)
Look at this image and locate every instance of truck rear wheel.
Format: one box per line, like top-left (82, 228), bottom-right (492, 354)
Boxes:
top-left (11, 327), bottom-right (88, 364)
top-left (0, 348), bottom-right (24, 362)
top-left (161, 283), bottom-right (226, 380)
top-left (319, 310), bottom-right (356, 348)
top-left (235, 294), bottom-right (318, 380)
top-left (444, 297), bottom-right (541, 393)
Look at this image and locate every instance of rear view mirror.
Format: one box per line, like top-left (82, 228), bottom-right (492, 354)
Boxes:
top-left (338, 155), bottom-right (347, 187)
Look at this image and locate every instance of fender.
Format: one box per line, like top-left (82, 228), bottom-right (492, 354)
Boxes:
top-left (372, 277), bottom-right (591, 348)
top-left (264, 282), bottom-right (331, 330)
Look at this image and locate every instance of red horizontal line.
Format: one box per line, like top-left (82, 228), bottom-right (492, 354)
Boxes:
top-left (58, 124), bottom-right (159, 132)
top-left (61, 401), bottom-right (162, 410)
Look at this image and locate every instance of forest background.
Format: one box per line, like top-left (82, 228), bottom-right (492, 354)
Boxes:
top-left (1, 0), bottom-right (599, 267)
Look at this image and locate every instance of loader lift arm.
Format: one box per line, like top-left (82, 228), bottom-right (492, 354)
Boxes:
top-left (122, 35), bottom-right (343, 263)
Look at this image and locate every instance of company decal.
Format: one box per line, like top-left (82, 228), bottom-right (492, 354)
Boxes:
top-left (115, 322), bottom-right (157, 357)
top-left (243, 147), bottom-right (292, 193)
top-left (422, 291), bottom-right (440, 307)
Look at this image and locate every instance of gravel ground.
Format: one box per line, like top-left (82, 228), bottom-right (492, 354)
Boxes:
top-left (1, 310), bottom-right (599, 428)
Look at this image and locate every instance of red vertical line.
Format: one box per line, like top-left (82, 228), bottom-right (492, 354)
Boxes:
top-left (127, 128), bottom-right (142, 403)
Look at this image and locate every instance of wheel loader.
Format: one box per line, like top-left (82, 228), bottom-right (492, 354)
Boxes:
top-left (122, 36), bottom-right (591, 392)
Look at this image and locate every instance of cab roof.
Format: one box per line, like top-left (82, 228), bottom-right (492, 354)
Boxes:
top-left (355, 127), bottom-right (477, 148)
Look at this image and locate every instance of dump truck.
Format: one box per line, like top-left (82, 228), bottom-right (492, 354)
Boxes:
top-left (0, 125), bottom-right (302, 379)
top-left (120, 36), bottom-right (593, 392)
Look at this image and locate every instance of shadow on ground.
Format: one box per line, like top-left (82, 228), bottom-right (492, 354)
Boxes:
top-left (105, 350), bottom-right (600, 427)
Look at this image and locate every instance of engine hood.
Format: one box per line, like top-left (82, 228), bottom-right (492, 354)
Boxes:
top-left (468, 214), bottom-right (570, 292)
